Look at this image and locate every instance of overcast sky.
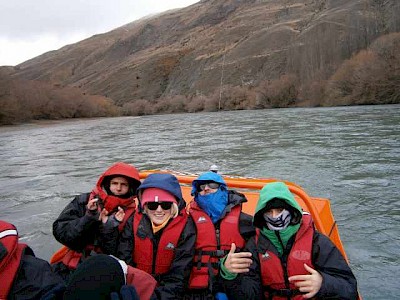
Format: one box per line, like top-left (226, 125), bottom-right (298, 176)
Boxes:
top-left (0, 0), bottom-right (199, 66)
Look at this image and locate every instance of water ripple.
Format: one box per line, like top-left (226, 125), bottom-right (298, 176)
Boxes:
top-left (0, 105), bottom-right (399, 299)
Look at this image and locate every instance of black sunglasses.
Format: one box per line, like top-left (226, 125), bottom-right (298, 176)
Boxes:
top-left (146, 202), bottom-right (173, 210)
top-left (198, 182), bottom-right (220, 191)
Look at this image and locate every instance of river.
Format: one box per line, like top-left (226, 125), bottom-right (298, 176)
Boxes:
top-left (0, 105), bottom-right (399, 299)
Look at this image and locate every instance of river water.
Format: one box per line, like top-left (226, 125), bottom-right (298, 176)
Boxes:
top-left (0, 105), bottom-right (399, 299)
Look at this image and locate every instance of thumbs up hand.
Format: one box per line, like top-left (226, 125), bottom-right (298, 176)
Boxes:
top-left (223, 243), bottom-right (253, 274)
top-left (229, 242), bottom-right (237, 254)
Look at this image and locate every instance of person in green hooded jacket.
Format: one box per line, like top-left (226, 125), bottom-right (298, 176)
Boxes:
top-left (220, 182), bottom-right (358, 300)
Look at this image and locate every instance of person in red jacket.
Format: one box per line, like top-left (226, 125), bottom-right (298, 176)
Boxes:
top-left (221, 182), bottom-right (358, 300)
top-left (185, 171), bottom-right (255, 300)
top-left (0, 220), bottom-right (65, 300)
top-left (52, 162), bottom-right (141, 281)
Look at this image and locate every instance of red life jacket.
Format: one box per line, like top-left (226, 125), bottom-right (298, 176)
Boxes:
top-left (0, 221), bottom-right (28, 299)
top-left (59, 202), bottom-right (136, 269)
top-left (132, 212), bottom-right (188, 276)
top-left (188, 203), bottom-right (245, 289)
top-left (258, 214), bottom-right (314, 300)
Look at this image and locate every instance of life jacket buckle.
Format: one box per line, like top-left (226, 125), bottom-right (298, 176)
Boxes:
top-left (274, 288), bottom-right (297, 297)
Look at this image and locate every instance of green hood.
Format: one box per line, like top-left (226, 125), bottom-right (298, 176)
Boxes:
top-left (253, 182), bottom-right (302, 229)
top-left (253, 182), bottom-right (303, 255)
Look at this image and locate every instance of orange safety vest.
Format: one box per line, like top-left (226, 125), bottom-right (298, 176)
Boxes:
top-left (188, 203), bottom-right (245, 289)
top-left (0, 221), bottom-right (28, 299)
top-left (259, 214), bottom-right (314, 299)
top-left (133, 212), bottom-right (188, 276)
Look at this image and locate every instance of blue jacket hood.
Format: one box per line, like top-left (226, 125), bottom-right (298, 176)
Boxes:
top-left (191, 172), bottom-right (227, 195)
top-left (137, 173), bottom-right (185, 210)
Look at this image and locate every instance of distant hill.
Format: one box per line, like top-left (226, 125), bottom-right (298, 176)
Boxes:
top-left (1, 0), bottom-right (400, 124)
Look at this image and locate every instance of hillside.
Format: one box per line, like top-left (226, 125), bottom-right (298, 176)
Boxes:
top-left (1, 0), bottom-right (400, 124)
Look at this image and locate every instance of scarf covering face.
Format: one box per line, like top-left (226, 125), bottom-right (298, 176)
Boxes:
top-left (264, 209), bottom-right (291, 231)
top-left (90, 188), bottom-right (134, 214)
top-left (196, 188), bottom-right (228, 224)
top-left (261, 223), bottom-right (300, 255)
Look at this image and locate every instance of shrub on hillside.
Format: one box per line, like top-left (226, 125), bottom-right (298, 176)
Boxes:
top-left (155, 95), bottom-right (188, 113)
top-left (325, 32), bottom-right (400, 105)
top-left (122, 99), bottom-right (153, 116)
top-left (255, 74), bottom-right (299, 108)
top-left (186, 95), bottom-right (205, 113)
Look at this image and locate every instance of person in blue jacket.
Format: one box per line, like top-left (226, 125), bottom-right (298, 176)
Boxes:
top-left (185, 171), bottom-right (255, 300)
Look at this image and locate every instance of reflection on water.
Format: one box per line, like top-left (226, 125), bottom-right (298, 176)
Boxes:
top-left (1, 105), bottom-right (399, 299)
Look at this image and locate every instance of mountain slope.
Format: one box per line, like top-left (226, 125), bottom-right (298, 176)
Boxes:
top-left (9, 0), bottom-right (400, 104)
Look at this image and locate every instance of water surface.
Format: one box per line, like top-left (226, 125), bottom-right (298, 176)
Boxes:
top-left (1, 105), bottom-right (399, 299)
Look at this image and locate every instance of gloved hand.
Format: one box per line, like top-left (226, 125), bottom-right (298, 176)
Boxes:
top-left (110, 285), bottom-right (140, 300)
top-left (215, 292), bottom-right (229, 300)
top-left (40, 283), bottom-right (66, 300)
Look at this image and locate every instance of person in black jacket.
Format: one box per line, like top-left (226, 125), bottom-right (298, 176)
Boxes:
top-left (117, 173), bottom-right (196, 300)
top-left (52, 162), bottom-right (141, 281)
top-left (0, 220), bottom-right (65, 300)
top-left (185, 171), bottom-right (255, 300)
top-left (221, 182), bottom-right (358, 300)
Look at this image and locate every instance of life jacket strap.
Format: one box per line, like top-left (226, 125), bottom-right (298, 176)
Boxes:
top-left (264, 286), bottom-right (302, 297)
top-left (194, 249), bottom-right (228, 258)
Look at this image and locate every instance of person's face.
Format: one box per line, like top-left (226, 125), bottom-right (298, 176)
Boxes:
top-left (109, 176), bottom-right (129, 196)
top-left (198, 182), bottom-right (220, 195)
top-left (264, 208), bottom-right (284, 218)
top-left (145, 202), bottom-right (173, 225)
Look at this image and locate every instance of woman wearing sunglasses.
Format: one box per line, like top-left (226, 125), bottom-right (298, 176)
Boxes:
top-left (185, 171), bottom-right (255, 300)
top-left (117, 173), bottom-right (196, 300)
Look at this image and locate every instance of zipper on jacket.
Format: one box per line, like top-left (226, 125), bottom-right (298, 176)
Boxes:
top-left (216, 227), bottom-right (221, 249)
top-left (276, 231), bottom-right (291, 300)
top-left (151, 234), bottom-right (159, 275)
